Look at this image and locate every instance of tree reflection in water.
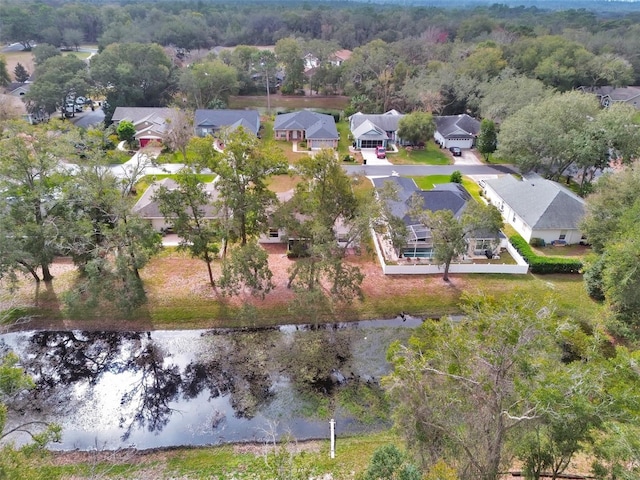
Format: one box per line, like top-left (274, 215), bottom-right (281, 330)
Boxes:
top-left (119, 339), bottom-right (181, 441)
top-left (11, 324), bottom-right (384, 443)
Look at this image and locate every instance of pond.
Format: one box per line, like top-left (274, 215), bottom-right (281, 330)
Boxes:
top-left (0, 317), bottom-right (422, 451)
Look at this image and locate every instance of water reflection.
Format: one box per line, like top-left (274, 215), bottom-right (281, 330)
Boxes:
top-left (1, 318), bottom-right (419, 450)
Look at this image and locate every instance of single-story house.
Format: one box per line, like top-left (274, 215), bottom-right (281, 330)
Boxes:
top-left (5, 82), bottom-right (30, 97)
top-left (132, 177), bottom-right (221, 232)
top-left (482, 173), bottom-right (586, 245)
top-left (349, 110), bottom-right (405, 148)
top-left (194, 109), bottom-right (261, 137)
top-left (578, 85), bottom-right (640, 110)
top-left (434, 114), bottom-right (480, 149)
top-left (112, 107), bottom-right (182, 148)
top-left (273, 110), bottom-right (339, 149)
top-left (373, 176), bottom-right (500, 259)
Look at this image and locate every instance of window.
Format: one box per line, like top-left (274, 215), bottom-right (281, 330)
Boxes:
top-left (337, 233), bottom-right (349, 243)
top-left (512, 213), bottom-right (516, 222)
top-left (559, 230), bottom-right (567, 240)
top-left (268, 228), bottom-right (279, 238)
top-left (475, 240), bottom-right (493, 251)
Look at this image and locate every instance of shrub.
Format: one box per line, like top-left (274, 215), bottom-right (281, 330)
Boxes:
top-left (509, 234), bottom-right (582, 274)
top-left (449, 170), bottom-right (462, 184)
top-left (583, 254), bottom-right (606, 301)
top-left (530, 237), bottom-right (545, 247)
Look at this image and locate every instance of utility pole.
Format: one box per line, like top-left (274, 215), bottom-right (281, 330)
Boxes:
top-left (330, 418), bottom-right (336, 459)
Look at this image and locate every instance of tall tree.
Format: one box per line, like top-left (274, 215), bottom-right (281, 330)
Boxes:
top-left (280, 151), bottom-right (372, 313)
top-left (385, 294), bottom-right (560, 480)
top-left (397, 111), bottom-right (435, 146)
top-left (409, 198), bottom-right (502, 281)
top-left (154, 171), bottom-right (221, 287)
top-left (275, 37), bottom-right (305, 94)
top-left (211, 127), bottom-right (288, 249)
top-left (496, 91), bottom-right (601, 179)
top-left (90, 42), bottom-right (176, 123)
top-left (13, 62), bottom-right (29, 83)
top-left (25, 54), bottom-right (89, 117)
top-left (0, 121), bottom-right (74, 283)
top-left (0, 56), bottom-right (10, 86)
top-left (163, 109), bottom-right (193, 162)
top-left (178, 60), bottom-right (239, 109)
top-left (476, 119), bottom-right (497, 161)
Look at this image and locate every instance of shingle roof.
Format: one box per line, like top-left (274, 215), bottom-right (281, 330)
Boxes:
top-left (274, 111), bottom-right (338, 140)
top-left (194, 109), bottom-right (260, 135)
top-left (435, 114), bottom-right (480, 138)
top-left (372, 176), bottom-right (471, 225)
top-left (485, 174), bottom-right (585, 230)
top-left (132, 178), bottom-right (221, 220)
top-left (112, 107), bottom-right (176, 125)
top-left (350, 111), bottom-right (404, 133)
top-left (352, 120), bottom-right (388, 141)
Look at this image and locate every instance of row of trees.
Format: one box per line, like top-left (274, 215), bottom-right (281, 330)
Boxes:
top-left (2, 0), bottom-right (639, 59)
top-left (0, 119), bottom-right (377, 320)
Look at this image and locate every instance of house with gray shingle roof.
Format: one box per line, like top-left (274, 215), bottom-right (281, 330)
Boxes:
top-left (194, 109), bottom-right (260, 137)
top-left (578, 85), bottom-right (640, 110)
top-left (483, 173), bottom-right (586, 245)
top-left (132, 177), bottom-right (221, 232)
top-left (349, 110), bottom-right (405, 148)
top-left (111, 107), bottom-right (181, 148)
top-left (434, 114), bottom-right (480, 149)
top-left (273, 110), bottom-right (338, 149)
top-left (372, 176), bottom-right (500, 258)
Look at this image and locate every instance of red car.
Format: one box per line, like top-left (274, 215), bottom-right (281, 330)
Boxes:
top-left (375, 146), bottom-right (386, 158)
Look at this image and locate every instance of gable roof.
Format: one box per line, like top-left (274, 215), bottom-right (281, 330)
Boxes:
top-left (580, 85), bottom-right (640, 103)
top-left (372, 176), bottom-right (471, 225)
top-left (435, 114), bottom-right (480, 139)
top-left (485, 174), bottom-right (585, 230)
top-left (112, 107), bottom-right (176, 125)
top-left (274, 111), bottom-right (338, 139)
top-left (194, 109), bottom-right (260, 135)
top-left (132, 177), bottom-right (221, 220)
top-left (350, 111), bottom-right (404, 133)
top-left (352, 119), bottom-right (389, 141)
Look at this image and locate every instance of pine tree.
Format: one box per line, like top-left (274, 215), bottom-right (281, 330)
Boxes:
top-left (13, 63), bottom-right (30, 83)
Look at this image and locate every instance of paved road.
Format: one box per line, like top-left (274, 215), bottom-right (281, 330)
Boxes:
top-left (71, 108), bottom-right (105, 128)
top-left (344, 164), bottom-right (517, 177)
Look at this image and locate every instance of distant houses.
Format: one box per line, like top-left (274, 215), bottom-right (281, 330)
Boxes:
top-left (578, 85), bottom-right (640, 110)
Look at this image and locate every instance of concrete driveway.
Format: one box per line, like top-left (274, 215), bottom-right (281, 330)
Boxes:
top-left (453, 149), bottom-right (482, 166)
top-left (361, 148), bottom-right (393, 166)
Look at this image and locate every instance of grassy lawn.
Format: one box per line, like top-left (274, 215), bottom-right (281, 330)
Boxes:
top-left (336, 119), bottom-right (352, 157)
top-left (391, 141), bottom-right (450, 165)
top-left (134, 173), bottom-right (217, 199)
top-left (411, 175), bottom-right (482, 202)
top-left (34, 431), bottom-right (401, 479)
top-left (267, 173), bottom-right (301, 192)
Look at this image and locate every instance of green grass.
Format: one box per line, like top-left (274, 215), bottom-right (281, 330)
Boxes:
top-left (391, 141), bottom-right (450, 165)
top-left (336, 119), bottom-right (352, 157)
top-left (410, 175), bottom-right (482, 202)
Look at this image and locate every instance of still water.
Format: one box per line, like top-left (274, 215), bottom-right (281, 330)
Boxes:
top-left (0, 317), bottom-right (421, 451)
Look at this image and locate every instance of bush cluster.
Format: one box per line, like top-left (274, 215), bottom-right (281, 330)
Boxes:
top-left (510, 234), bottom-right (583, 274)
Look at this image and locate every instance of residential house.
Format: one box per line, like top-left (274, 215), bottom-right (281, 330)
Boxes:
top-left (273, 110), bottom-right (339, 149)
top-left (111, 107), bottom-right (180, 148)
top-left (434, 114), bottom-right (480, 149)
top-left (194, 109), bottom-right (261, 137)
top-left (372, 176), bottom-right (500, 259)
top-left (303, 49), bottom-right (352, 71)
top-left (349, 110), bottom-right (405, 149)
top-left (4, 82), bottom-right (30, 97)
top-left (132, 177), bottom-right (221, 232)
top-left (482, 173), bottom-right (586, 245)
top-left (578, 85), bottom-right (640, 110)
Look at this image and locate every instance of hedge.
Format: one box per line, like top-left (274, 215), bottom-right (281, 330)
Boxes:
top-left (509, 234), bottom-right (583, 274)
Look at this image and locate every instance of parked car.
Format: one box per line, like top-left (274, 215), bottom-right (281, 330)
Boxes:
top-left (449, 146), bottom-right (462, 156)
top-left (375, 146), bottom-right (386, 159)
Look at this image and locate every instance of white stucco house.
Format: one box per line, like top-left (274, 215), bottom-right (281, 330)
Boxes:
top-left (483, 174), bottom-right (586, 245)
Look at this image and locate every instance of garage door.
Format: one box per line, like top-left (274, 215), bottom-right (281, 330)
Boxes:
top-left (361, 140), bottom-right (384, 148)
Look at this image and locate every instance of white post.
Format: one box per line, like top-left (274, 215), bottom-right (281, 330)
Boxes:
top-left (330, 418), bottom-right (336, 459)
